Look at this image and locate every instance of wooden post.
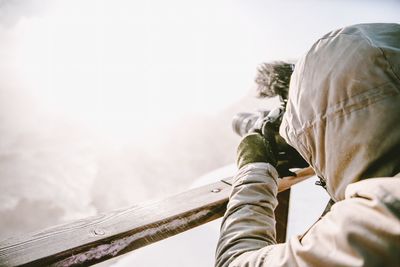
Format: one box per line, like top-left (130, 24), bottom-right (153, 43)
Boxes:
top-left (275, 189), bottom-right (291, 243)
top-left (0, 167), bottom-right (313, 267)
top-left (274, 167), bottom-right (314, 243)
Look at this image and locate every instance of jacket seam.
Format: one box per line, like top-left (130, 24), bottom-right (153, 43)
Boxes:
top-left (293, 82), bottom-right (398, 136)
top-left (295, 26), bottom-right (399, 137)
top-left (377, 46), bottom-right (400, 83)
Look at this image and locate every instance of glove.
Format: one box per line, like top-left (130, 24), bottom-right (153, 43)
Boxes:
top-left (236, 132), bottom-right (277, 169)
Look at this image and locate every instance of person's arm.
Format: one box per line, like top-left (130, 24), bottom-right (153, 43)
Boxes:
top-left (215, 133), bottom-right (400, 267)
top-left (216, 165), bottom-right (400, 267)
top-left (215, 162), bottom-right (279, 267)
top-left (215, 132), bottom-right (280, 267)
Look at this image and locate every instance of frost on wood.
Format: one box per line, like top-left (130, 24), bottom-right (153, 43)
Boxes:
top-left (55, 209), bottom-right (211, 266)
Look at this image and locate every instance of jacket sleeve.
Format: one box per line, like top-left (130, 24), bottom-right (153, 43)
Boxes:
top-left (215, 162), bottom-right (279, 267)
top-left (216, 170), bottom-right (400, 267)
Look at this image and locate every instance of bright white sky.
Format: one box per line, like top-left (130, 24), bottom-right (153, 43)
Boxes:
top-left (0, 0), bottom-right (399, 266)
top-left (1, 0), bottom-right (398, 143)
top-left (1, 0), bottom-right (263, 142)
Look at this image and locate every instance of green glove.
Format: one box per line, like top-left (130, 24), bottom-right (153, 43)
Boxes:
top-left (236, 132), bottom-right (277, 169)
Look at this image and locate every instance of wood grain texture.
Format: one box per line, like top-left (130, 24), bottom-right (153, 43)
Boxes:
top-left (0, 181), bottom-right (231, 267)
top-left (0, 167), bottom-right (314, 267)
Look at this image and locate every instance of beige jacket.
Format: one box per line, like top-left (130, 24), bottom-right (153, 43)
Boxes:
top-left (216, 23), bottom-right (400, 267)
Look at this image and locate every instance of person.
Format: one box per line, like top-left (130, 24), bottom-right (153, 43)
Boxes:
top-left (215, 23), bottom-right (400, 267)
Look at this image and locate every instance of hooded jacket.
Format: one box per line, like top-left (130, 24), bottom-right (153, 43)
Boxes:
top-left (216, 23), bottom-right (400, 267)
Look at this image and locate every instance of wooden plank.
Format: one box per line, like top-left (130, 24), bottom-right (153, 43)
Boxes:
top-left (0, 167), bottom-right (314, 267)
top-left (0, 180), bottom-right (231, 267)
top-left (277, 167), bottom-right (314, 192)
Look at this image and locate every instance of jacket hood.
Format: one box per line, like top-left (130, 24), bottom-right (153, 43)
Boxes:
top-left (279, 23), bottom-right (400, 201)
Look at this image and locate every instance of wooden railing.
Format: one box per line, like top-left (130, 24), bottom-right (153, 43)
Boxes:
top-left (0, 167), bottom-right (314, 267)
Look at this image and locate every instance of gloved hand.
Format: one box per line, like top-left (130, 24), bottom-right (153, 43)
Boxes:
top-left (236, 132), bottom-right (277, 169)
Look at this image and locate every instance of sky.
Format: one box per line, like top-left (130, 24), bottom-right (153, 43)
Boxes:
top-left (0, 0), bottom-right (399, 266)
top-left (0, 0), bottom-right (268, 141)
top-left (1, 0), bottom-right (399, 140)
